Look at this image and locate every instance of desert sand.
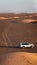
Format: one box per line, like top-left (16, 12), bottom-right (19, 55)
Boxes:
top-left (22, 19), bottom-right (37, 23)
top-left (0, 22), bottom-right (37, 47)
top-left (0, 13), bottom-right (37, 65)
top-left (0, 52), bottom-right (37, 65)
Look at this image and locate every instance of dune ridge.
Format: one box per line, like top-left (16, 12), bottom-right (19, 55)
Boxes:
top-left (0, 52), bottom-right (37, 65)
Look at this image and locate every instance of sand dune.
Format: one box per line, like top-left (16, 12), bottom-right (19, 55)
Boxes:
top-left (0, 22), bottom-right (37, 47)
top-left (22, 19), bottom-right (34, 23)
top-left (0, 52), bottom-right (37, 65)
top-left (0, 17), bottom-right (8, 20)
top-left (0, 13), bottom-right (37, 65)
top-left (22, 19), bottom-right (37, 23)
top-left (0, 16), bottom-right (20, 20)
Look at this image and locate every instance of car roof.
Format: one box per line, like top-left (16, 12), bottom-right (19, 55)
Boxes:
top-left (20, 42), bottom-right (29, 44)
top-left (22, 42), bottom-right (29, 43)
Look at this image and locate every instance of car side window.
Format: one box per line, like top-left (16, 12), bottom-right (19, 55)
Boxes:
top-left (22, 43), bottom-right (25, 45)
top-left (22, 43), bottom-right (29, 45)
top-left (25, 43), bottom-right (29, 45)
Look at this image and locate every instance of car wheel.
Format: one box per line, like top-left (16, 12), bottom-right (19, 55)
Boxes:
top-left (22, 46), bottom-right (25, 48)
top-left (31, 46), bottom-right (34, 48)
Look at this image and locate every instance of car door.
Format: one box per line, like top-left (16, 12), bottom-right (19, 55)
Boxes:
top-left (24, 43), bottom-right (30, 47)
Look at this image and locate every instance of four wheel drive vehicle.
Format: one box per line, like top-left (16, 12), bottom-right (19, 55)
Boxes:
top-left (19, 42), bottom-right (34, 48)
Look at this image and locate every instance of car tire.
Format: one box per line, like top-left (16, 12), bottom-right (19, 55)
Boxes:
top-left (31, 46), bottom-right (34, 48)
top-left (22, 46), bottom-right (25, 48)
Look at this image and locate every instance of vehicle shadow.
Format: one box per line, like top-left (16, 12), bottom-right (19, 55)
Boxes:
top-left (0, 46), bottom-right (37, 53)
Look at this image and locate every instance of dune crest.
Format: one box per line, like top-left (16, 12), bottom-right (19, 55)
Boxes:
top-left (0, 52), bottom-right (37, 65)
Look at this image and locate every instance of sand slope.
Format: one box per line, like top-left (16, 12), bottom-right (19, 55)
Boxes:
top-left (0, 52), bottom-right (37, 65)
top-left (0, 22), bottom-right (37, 46)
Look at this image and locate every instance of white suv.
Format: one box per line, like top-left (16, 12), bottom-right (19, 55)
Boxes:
top-left (19, 42), bottom-right (34, 48)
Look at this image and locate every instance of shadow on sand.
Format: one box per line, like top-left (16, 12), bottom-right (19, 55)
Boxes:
top-left (0, 46), bottom-right (37, 53)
